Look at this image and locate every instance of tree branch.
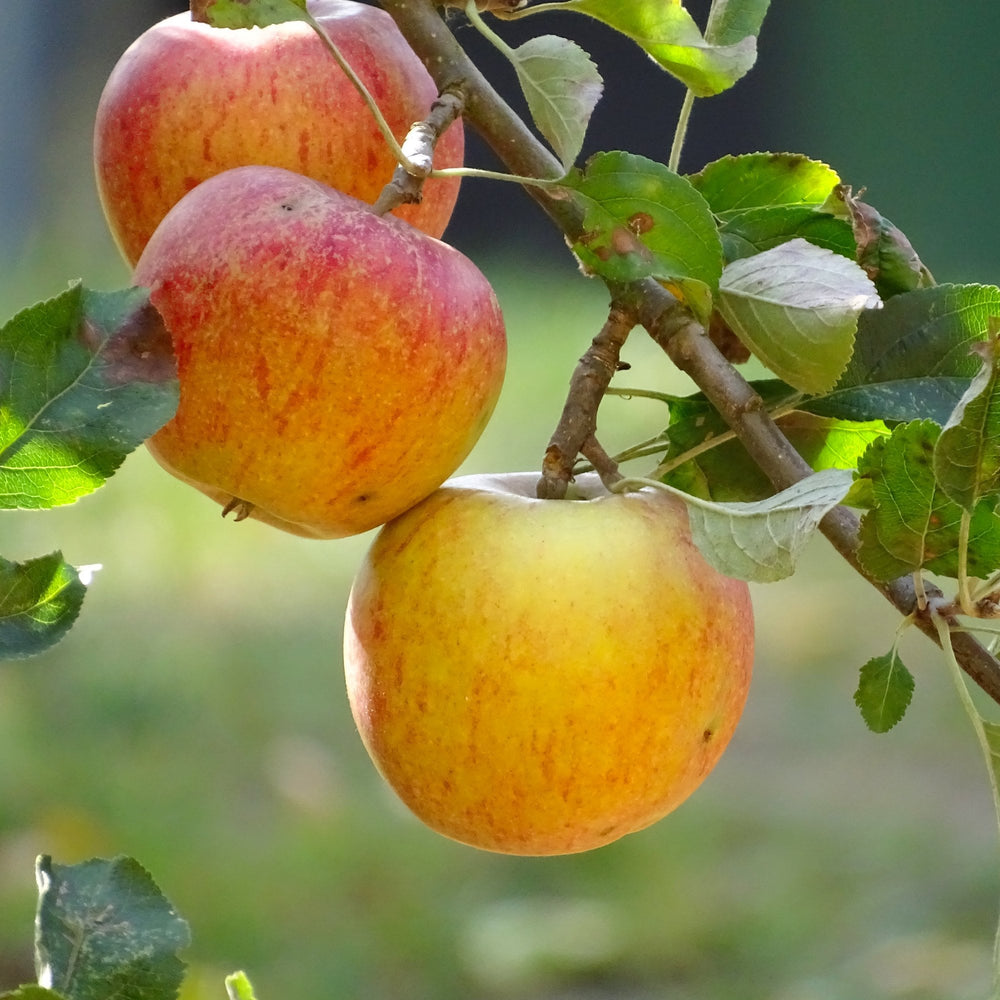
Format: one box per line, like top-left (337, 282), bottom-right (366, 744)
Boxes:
top-left (378, 0), bottom-right (1000, 706)
top-left (538, 303), bottom-right (634, 499)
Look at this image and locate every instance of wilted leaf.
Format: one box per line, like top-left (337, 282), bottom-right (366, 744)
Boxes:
top-left (35, 855), bottom-right (190, 1000)
top-left (201, 0), bottom-right (308, 27)
top-left (563, 151), bottom-right (722, 297)
top-left (824, 185), bottom-right (933, 299)
top-left (0, 283), bottom-right (178, 510)
top-left (0, 554), bottom-right (91, 661)
top-left (507, 35), bottom-right (603, 169)
top-left (856, 420), bottom-right (1000, 580)
top-left (665, 467), bottom-right (853, 582)
top-left (854, 649), bottom-right (914, 733)
top-left (717, 238), bottom-right (881, 394)
top-left (933, 322), bottom-right (1000, 511)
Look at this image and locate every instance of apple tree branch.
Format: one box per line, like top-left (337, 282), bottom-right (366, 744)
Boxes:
top-left (377, 0), bottom-right (1000, 707)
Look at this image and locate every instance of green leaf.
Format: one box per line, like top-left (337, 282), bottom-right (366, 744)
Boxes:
top-left (563, 151), bottom-right (723, 298)
top-left (659, 385), bottom-right (888, 501)
top-left (806, 377), bottom-right (970, 426)
top-left (717, 238), bottom-right (880, 394)
top-left (507, 35), bottom-right (603, 170)
top-left (531, 0), bottom-right (762, 96)
top-left (0, 987), bottom-right (67, 1000)
top-left (689, 152), bottom-right (841, 217)
top-left (718, 208), bottom-right (855, 264)
top-left (854, 649), bottom-right (915, 733)
top-left (856, 420), bottom-right (1000, 580)
top-left (0, 283), bottom-right (178, 510)
top-left (225, 973), bottom-right (259, 1000)
top-left (35, 855), bottom-right (190, 1000)
top-left (839, 283), bottom-right (1000, 390)
top-left (0, 554), bottom-right (92, 661)
top-left (933, 322), bottom-right (1000, 511)
top-left (656, 467), bottom-right (854, 582)
top-left (204, 0), bottom-right (308, 28)
top-left (705, 0), bottom-right (771, 47)
top-left (823, 185), bottom-right (934, 299)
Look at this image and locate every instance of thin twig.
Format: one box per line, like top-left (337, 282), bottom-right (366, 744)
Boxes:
top-left (537, 303), bottom-right (635, 498)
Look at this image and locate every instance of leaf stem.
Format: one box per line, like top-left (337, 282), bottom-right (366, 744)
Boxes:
top-left (302, 12), bottom-right (415, 173)
top-left (669, 89), bottom-right (696, 173)
top-left (932, 607), bottom-right (1000, 998)
top-left (958, 508), bottom-right (976, 616)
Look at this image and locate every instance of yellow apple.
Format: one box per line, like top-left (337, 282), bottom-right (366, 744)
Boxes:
top-left (134, 165), bottom-right (506, 539)
top-left (344, 472), bottom-right (754, 855)
top-left (94, 0), bottom-right (463, 265)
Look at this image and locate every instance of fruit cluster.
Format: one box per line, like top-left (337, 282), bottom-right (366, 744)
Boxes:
top-left (96, 0), bottom-right (753, 855)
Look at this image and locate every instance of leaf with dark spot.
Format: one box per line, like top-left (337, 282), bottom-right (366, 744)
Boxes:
top-left (0, 282), bottom-right (178, 509)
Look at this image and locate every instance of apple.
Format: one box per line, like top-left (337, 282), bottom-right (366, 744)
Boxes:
top-left (343, 472), bottom-right (754, 855)
top-left (94, 0), bottom-right (464, 265)
top-left (133, 164), bottom-right (506, 539)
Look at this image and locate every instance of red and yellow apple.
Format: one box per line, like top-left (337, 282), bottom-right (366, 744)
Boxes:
top-left (133, 164), bottom-right (506, 539)
top-left (95, 0), bottom-right (463, 265)
top-left (344, 472), bottom-right (754, 855)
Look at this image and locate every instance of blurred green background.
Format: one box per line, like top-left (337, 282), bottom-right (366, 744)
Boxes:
top-left (3, 3), bottom-right (1000, 999)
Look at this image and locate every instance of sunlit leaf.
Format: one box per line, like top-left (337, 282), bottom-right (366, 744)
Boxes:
top-left (654, 467), bottom-right (853, 582)
top-left (855, 420), bottom-right (1000, 580)
top-left (0, 554), bottom-right (92, 661)
top-left (525, 0), bottom-right (762, 96)
top-left (854, 649), bottom-right (914, 733)
top-left (507, 35), bottom-right (603, 169)
top-left (35, 855), bottom-right (190, 1000)
top-left (689, 152), bottom-right (840, 217)
top-left (933, 322), bottom-right (1000, 511)
top-left (225, 973), bottom-right (259, 1000)
top-left (563, 151), bottom-right (722, 296)
top-left (0, 283), bottom-right (178, 510)
top-left (717, 238), bottom-right (880, 394)
top-left (659, 385), bottom-right (888, 501)
top-left (201, 0), bottom-right (308, 28)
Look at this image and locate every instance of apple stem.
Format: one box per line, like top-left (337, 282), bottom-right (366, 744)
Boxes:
top-left (536, 303), bottom-right (635, 500)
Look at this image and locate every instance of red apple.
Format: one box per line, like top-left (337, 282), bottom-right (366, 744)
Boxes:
top-left (344, 472), bottom-right (754, 855)
top-left (95, 0), bottom-right (463, 265)
top-left (133, 165), bottom-right (506, 539)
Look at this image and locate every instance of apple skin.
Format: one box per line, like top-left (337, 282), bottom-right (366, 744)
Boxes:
top-left (343, 472), bottom-right (754, 855)
top-left (94, 0), bottom-right (463, 265)
top-left (133, 165), bottom-right (506, 539)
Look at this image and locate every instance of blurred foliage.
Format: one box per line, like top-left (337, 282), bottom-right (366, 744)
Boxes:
top-left (1, 266), bottom-right (998, 1000)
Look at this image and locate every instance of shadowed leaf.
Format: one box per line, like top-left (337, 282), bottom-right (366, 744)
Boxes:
top-left (35, 855), bottom-right (190, 1000)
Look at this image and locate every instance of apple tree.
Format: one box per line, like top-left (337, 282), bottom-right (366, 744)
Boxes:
top-left (5, 0), bottom-right (1000, 995)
